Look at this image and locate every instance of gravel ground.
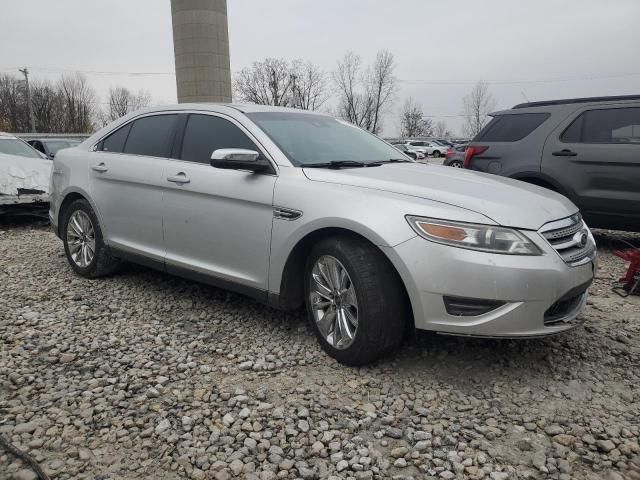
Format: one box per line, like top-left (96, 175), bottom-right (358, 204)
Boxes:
top-left (1, 218), bottom-right (639, 480)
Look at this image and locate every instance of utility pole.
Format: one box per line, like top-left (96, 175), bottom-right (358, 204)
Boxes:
top-left (19, 67), bottom-right (36, 133)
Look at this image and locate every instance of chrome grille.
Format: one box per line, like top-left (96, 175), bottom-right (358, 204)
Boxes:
top-left (539, 214), bottom-right (595, 267)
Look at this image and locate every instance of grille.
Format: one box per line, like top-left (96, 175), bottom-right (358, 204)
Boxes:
top-left (539, 214), bottom-right (595, 266)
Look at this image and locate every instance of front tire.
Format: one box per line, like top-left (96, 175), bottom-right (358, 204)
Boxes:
top-left (304, 235), bottom-right (408, 366)
top-left (62, 199), bottom-right (120, 278)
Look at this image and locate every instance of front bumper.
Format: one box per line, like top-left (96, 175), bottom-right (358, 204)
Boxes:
top-left (382, 230), bottom-right (596, 337)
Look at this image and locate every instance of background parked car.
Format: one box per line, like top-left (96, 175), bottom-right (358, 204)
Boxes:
top-left (443, 143), bottom-right (467, 167)
top-left (404, 140), bottom-right (447, 157)
top-left (27, 138), bottom-right (81, 159)
top-left (392, 143), bottom-right (423, 159)
top-left (464, 94), bottom-right (640, 232)
top-left (0, 132), bottom-right (51, 214)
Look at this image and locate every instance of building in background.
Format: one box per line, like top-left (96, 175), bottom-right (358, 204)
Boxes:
top-left (170, 0), bottom-right (232, 103)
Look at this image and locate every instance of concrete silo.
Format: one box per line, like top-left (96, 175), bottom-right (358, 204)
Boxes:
top-left (170, 0), bottom-right (232, 102)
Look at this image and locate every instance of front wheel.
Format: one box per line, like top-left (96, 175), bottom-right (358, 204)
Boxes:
top-left (432, 150), bottom-right (441, 158)
top-left (304, 235), bottom-right (408, 365)
top-left (62, 199), bottom-right (120, 278)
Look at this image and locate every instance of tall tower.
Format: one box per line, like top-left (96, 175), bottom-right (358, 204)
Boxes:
top-left (170, 0), bottom-right (232, 103)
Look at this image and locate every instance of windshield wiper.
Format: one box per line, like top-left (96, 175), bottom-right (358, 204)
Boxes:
top-left (379, 158), bottom-right (415, 164)
top-left (303, 160), bottom-right (381, 169)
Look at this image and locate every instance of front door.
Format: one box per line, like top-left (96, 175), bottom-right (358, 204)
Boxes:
top-left (161, 113), bottom-right (276, 297)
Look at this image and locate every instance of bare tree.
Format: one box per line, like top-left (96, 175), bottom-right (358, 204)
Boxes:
top-left (333, 52), bottom-right (365, 126)
top-left (290, 61), bottom-right (328, 110)
top-left (333, 50), bottom-right (397, 134)
top-left (462, 81), bottom-right (496, 137)
top-left (399, 97), bottom-right (433, 138)
top-left (57, 73), bottom-right (96, 133)
top-left (234, 58), bottom-right (295, 107)
top-left (0, 74), bottom-right (27, 132)
top-left (106, 86), bottom-right (151, 122)
top-left (30, 78), bottom-right (65, 133)
top-left (433, 120), bottom-right (452, 138)
top-left (366, 50), bottom-right (397, 134)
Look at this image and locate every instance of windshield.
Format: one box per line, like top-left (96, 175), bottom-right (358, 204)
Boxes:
top-left (247, 112), bottom-right (407, 166)
top-left (45, 140), bottom-right (78, 155)
top-left (0, 138), bottom-right (42, 159)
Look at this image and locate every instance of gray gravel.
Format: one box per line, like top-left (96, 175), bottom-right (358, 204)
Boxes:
top-left (1, 218), bottom-right (639, 480)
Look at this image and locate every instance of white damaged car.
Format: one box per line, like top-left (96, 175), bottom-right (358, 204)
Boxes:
top-left (0, 132), bottom-right (52, 214)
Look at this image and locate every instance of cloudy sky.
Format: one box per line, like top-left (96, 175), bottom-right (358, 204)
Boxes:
top-left (2, 0), bottom-right (639, 135)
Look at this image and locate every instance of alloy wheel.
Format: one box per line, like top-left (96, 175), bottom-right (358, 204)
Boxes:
top-left (66, 210), bottom-right (96, 268)
top-left (309, 255), bottom-right (359, 350)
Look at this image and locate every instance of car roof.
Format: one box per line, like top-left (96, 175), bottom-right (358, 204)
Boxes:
top-left (132, 103), bottom-right (329, 116)
top-left (492, 94), bottom-right (640, 116)
top-left (513, 94), bottom-right (640, 109)
top-left (0, 132), bottom-right (18, 139)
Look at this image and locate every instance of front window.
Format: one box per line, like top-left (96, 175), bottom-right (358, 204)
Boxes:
top-left (246, 112), bottom-right (406, 166)
top-left (0, 138), bottom-right (42, 159)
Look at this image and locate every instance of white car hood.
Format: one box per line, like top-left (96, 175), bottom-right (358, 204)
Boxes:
top-left (0, 152), bottom-right (51, 195)
top-left (303, 163), bottom-right (578, 230)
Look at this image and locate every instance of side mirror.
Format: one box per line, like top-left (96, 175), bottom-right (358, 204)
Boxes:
top-left (210, 148), bottom-right (271, 173)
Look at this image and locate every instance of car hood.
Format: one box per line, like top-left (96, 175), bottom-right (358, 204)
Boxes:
top-left (0, 153), bottom-right (51, 196)
top-left (303, 163), bottom-right (577, 230)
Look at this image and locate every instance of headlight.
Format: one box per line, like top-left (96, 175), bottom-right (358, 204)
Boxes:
top-left (406, 216), bottom-right (542, 255)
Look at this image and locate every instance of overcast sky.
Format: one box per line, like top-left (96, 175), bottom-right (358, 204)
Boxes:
top-left (2, 0), bottom-right (639, 135)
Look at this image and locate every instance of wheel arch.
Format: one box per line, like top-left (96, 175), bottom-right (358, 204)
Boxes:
top-left (56, 188), bottom-right (102, 238)
top-left (272, 226), bottom-right (415, 331)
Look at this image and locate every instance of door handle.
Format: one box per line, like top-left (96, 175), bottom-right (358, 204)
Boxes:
top-left (552, 149), bottom-right (577, 157)
top-left (91, 163), bottom-right (108, 172)
top-left (167, 172), bottom-right (190, 184)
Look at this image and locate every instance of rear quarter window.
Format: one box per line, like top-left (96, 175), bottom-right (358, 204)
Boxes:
top-left (476, 113), bottom-right (550, 142)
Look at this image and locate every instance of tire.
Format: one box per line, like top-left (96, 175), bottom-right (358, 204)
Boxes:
top-left (449, 160), bottom-right (463, 168)
top-left (61, 199), bottom-right (120, 278)
top-left (304, 235), bottom-right (408, 366)
top-left (432, 150), bottom-right (441, 158)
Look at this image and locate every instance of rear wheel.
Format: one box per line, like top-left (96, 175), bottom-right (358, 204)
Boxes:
top-left (449, 160), bottom-right (463, 168)
top-left (62, 199), bottom-right (120, 278)
top-left (304, 235), bottom-right (408, 365)
top-left (432, 150), bottom-right (441, 158)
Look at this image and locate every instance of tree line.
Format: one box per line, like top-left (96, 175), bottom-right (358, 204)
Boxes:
top-left (234, 51), bottom-right (495, 138)
top-left (0, 72), bottom-right (152, 133)
top-left (1, 52), bottom-right (496, 137)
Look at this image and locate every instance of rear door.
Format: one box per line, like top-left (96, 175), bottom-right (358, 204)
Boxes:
top-left (89, 113), bottom-right (177, 262)
top-left (161, 112), bottom-right (276, 296)
top-left (542, 105), bottom-right (640, 229)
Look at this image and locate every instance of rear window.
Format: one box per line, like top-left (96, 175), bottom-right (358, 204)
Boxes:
top-left (476, 113), bottom-right (550, 142)
top-left (561, 107), bottom-right (640, 144)
top-left (100, 124), bottom-right (132, 153)
top-left (124, 115), bottom-right (177, 157)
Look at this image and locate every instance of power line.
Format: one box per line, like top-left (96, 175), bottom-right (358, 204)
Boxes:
top-left (3, 67), bottom-right (639, 84)
top-left (0, 66), bottom-right (175, 76)
top-left (399, 71), bottom-right (640, 86)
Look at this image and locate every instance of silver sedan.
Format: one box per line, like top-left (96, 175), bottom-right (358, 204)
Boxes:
top-left (49, 105), bottom-right (596, 365)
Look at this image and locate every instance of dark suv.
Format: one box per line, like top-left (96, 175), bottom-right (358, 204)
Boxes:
top-left (464, 95), bottom-right (640, 232)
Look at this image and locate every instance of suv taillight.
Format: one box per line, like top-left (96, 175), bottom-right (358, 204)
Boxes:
top-left (463, 146), bottom-right (488, 168)
top-left (445, 148), bottom-right (454, 159)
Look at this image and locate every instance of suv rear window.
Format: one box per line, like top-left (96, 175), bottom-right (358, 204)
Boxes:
top-left (561, 107), bottom-right (640, 144)
top-left (476, 113), bottom-right (550, 142)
